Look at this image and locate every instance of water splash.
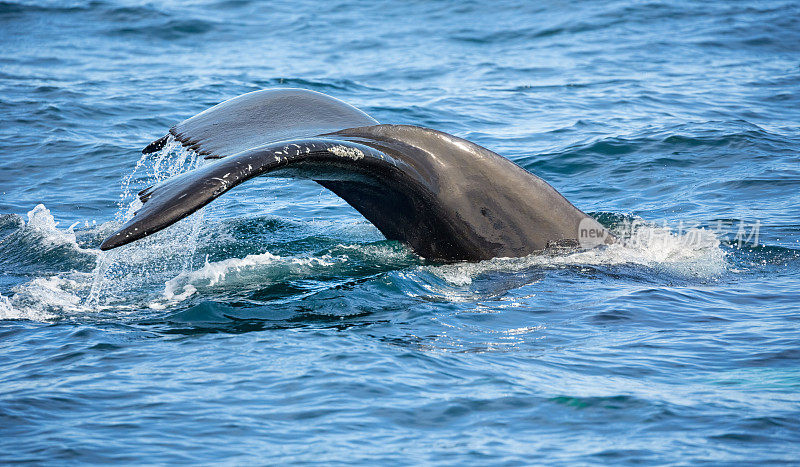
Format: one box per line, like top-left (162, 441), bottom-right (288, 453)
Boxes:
top-left (116, 135), bottom-right (198, 223)
top-left (160, 252), bottom-right (339, 303)
top-left (156, 242), bottom-right (418, 307)
top-left (25, 204), bottom-right (80, 246)
top-left (0, 205), bottom-right (96, 268)
top-left (0, 197), bottom-right (733, 321)
top-left (0, 275), bottom-right (91, 321)
top-left (407, 220), bottom-right (727, 301)
top-left (0, 137), bottom-right (209, 321)
top-left (88, 138), bottom-right (206, 305)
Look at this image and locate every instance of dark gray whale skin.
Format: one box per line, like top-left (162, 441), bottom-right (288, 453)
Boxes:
top-left (101, 88), bottom-right (611, 261)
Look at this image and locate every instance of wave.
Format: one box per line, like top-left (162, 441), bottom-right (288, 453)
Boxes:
top-left (0, 202), bottom-right (741, 322)
top-left (154, 214), bottom-right (730, 308)
top-left (1, 198), bottom-right (751, 323)
top-left (1, 130), bottom-right (790, 323)
top-left (157, 241), bottom-right (419, 306)
top-left (0, 205), bottom-right (97, 274)
top-left (0, 204), bottom-right (102, 321)
top-left (107, 18), bottom-right (217, 41)
top-left (0, 274), bottom-right (90, 322)
top-left (0, 138), bottom-right (207, 321)
top-left (161, 252), bottom-right (338, 303)
top-left (404, 220), bottom-right (727, 302)
top-left (518, 120), bottom-right (797, 173)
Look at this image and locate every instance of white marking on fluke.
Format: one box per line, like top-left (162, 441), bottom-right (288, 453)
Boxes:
top-left (329, 145), bottom-right (365, 161)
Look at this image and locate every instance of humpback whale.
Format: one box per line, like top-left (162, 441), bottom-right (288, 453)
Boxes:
top-left (101, 88), bottom-right (612, 261)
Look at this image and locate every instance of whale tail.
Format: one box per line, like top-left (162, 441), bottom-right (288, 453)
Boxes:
top-left (103, 133), bottom-right (483, 260)
top-left (102, 89), bottom-right (612, 261)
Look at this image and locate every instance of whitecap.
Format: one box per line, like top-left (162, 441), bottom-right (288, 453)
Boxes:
top-left (161, 252), bottom-right (340, 302)
top-left (433, 223), bottom-right (725, 286)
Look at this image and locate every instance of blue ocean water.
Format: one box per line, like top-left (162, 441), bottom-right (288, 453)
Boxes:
top-left (1, 0), bottom-right (799, 463)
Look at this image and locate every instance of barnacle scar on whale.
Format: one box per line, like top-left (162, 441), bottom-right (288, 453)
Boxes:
top-left (101, 88), bottom-right (613, 261)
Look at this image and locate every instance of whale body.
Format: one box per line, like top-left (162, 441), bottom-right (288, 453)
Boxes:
top-left (101, 88), bottom-right (611, 261)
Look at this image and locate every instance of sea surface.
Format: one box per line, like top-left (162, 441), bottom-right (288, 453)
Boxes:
top-left (1, 0), bottom-right (799, 464)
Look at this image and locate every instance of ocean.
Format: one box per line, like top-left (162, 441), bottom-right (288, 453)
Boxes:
top-left (1, 0), bottom-right (799, 463)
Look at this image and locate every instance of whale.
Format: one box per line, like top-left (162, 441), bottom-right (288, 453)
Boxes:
top-left (100, 88), bottom-right (612, 261)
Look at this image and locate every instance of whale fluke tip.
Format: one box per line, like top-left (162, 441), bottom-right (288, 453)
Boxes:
top-left (99, 233), bottom-right (123, 251)
top-left (143, 135), bottom-right (169, 154)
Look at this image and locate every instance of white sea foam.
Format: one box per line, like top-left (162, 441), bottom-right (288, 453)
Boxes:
top-left (19, 204), bottom-right (97, 256)
top-left (0, 204), bottom-right (106, 321)
top-left (25, 204), bottom-right (77, 245)
top-left (330, 242), bottom-right (417, 263)
top-left (0, 294), bottom-right (30, 320)
top-left (2, 210), bottom-right (729, 321)
top-left (161, 252), bottom-right (339, 302)
top-left (0, 274), bottom-right (94, 321)
top-left (427, 222), bottom-right (727, 288)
